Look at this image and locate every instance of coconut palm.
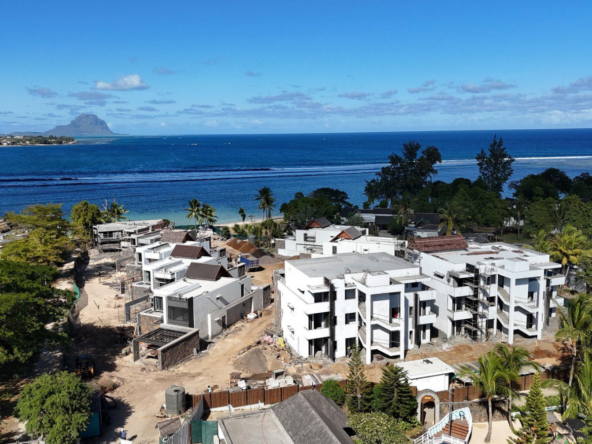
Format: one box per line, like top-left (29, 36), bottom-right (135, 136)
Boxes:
top-left (457, 351), bottom-right (518, 443)
top-left (101, 199), bottom-right (128, 223)
top-left (531, 229), bottom-right (552, 254)
top-left (185, 198), bottom-right (202, 229)
top-left (201, 204), bottom-right (217, 227)
top-left (437, 201), bottom-right (465, 235)
top-left (495, 344), bottom-right (539, 426)
top-left (255, 186), bottom-right (276, 221)
top-left (555, 293), bottom-right (592, 386)
top-left (238, 207), bottom-right (246, 223)
top-left (550, 225), bottom-right (590, 283)
top-left (564, 353), bottom-right (592, 421)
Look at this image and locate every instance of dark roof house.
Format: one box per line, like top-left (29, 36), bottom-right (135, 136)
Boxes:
top-left (160, 230), bottom-right (196, 244)
top-left (185, 263), bottom-right (232, 281)
top-left (305, 217), bottom-right (332, 229)
top-left (330, 227), bottom-right (363, 241)
top-left (271, 390), bottom-right (354, 444)
top-left (170, 245), bottom-right (211, 259)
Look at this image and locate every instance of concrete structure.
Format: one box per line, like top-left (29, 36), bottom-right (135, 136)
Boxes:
top-left (408, 238), bottom-right (566, 344)
top-left (278, 252), bottom-right (437, 364)
top-left (218, 390), bottom-right (354, 444)
top-left (405, 213), bottom-right (444, 238)
top-left (93, 219), bottom-right (165, 252)
top-left (397, 357), bottom-right (455, 392)
top-left (321, 227), bottom-right (406, 257)
top-left (140, 262), bottom-right (264, 340)
top-left (277, 217), bottom-right (368, 256)
top-left (340, 207), bottom-right (396, 231)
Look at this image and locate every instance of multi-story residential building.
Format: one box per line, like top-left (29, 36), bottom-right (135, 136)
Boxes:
top-left (407, 235), bottom-right (566, 344)
top-left (277, 217), bottom-right (368, 256)
top-left (278, 252), bottom-right (436, 364)
top-left (139, 262), bottom-right (264, 339)
top-left (93, 219), bottom-right (165, 252)
top-left (321, 227), bottom-right (406, 256)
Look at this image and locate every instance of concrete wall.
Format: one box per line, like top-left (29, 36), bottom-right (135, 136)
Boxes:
top-left (158, 329), bottom-right (200, 370)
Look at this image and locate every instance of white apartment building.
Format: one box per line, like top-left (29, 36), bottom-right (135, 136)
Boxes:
top-left (278, 252), bottom-right (437, 364)
top-left (93, 219), bottom-right (165, 252)
top-left (407, 235), bottom-right (566, 344)
top-left (277, 217), bottom-right (368, 256)
top-left (141, 262), bottom-right (263, 339)
top-left (321, 227), bottom-right (406, 257)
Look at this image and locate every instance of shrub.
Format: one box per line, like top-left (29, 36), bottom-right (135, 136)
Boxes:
top-left (321, 380), bottom-right (345, 406)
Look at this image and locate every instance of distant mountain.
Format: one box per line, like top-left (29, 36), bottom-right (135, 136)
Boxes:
top-left (41, 114), bottom-right (116, 137)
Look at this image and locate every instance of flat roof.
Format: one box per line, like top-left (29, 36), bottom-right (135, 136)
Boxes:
top-left (429, 242), bottom-right (553, 268)
top-left (397, 357), bottom-right (455, 379)
top-left (95, 219), bottom-right (161, 232)
top-left (219, 410), bottom-right (293, 444)
top-left (287, 252), bottom-right (418, 279)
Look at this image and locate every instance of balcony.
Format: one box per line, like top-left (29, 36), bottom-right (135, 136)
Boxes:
top-left (450, 286), bottom-right (474, 297)
top-left (448, 308), bottom-right (473, 321)
top-left (370, 312), bottom-right (403, 330)
top-left (416, 289), bottom-right (437, 301)
top-left (418, 312), bottom-right (437, 325)
top-left (358, 301), bottom-right (367, 319)
top-left (303, 326), bottom-right (330, 340)
top-left (303, 235), bottom-right (317, 243)
top-left (515, 298), bottom-right (538, 312)
top-left (303, 301), bottom-right (330, 315)
top-left (154, 270), bottom-right (175, 280)
top-left (514, 321), bottom-right (538, 335)
top-left (546, 273), bottom-right (565, 287)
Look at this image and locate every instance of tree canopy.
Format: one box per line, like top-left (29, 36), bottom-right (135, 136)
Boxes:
top-left (475, 135), bottom-right (515, 195)
top-left (15, 371), bottom-right (92, 444)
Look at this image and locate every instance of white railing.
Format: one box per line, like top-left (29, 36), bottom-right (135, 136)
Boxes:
top-left (414, 407), bottom-right (472, 444)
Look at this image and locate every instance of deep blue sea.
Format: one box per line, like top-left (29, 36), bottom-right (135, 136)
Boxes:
top-left (1, 129), bottom-right (591, 224)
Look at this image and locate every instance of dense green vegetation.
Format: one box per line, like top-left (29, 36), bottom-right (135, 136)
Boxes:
top-left (321, 379), bottom-right (346, 406)
top-left (15, 372), bottom-right (92, 444)
top-left (1, 135), bottom-right (74, 145)
top-left (509, 372), bottom-right (550, 444)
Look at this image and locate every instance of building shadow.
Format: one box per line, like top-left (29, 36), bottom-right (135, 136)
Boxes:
top-left (87, 397), bottom-right (133, 444)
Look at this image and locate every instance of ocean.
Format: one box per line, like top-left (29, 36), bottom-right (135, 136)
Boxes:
top-left (1, 129), bottom-right (591, 224)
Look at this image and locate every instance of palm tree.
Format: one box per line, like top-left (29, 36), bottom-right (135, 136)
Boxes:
top-left (201, 204), bottom-right (217, 227)
top-left (514, 197), bottom-right (526, 241)
top-left (101, 199), bottom-right (128, 223)
top-left (238, 207), bottom-right (246, 223)
top-left (457, 351), bottom-right (518, 443)
top-left (438, 201), bottom-right (464, 235)
top-left (255, 187), bottom-right (276, 221)
top-left (564, 353), bottom-right (592, 421)
top-left (550, 225), bottom-right (590, 283)
top-left (531, 229), bottom-right (551, 254)
top-left (495, 344), bottom-right (539, 426)
top-left (185, 198), bottom-right (202, 229)
top-left (555, 293), bottom-right (592, 386)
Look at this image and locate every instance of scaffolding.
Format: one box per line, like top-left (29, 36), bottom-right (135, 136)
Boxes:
top-left (462, 264), bottom-right (495, 342)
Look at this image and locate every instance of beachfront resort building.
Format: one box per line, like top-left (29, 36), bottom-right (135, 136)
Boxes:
top-left (276, 217), bottom-right (368, 256)
top-left (277, 252), bottom-right (437, 364)
top-left (405, 235), bottom-right (566, 344)
top-left (138, 262), bottom-right (266, 339)
top-left (93, 219), bottom-right (166, 252)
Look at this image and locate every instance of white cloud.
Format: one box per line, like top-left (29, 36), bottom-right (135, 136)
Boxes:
top-left (94, 74), bottom-right (149, 91)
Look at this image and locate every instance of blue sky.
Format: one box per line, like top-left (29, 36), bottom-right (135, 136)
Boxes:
top-left (1, 1), bottom-right (592, 135)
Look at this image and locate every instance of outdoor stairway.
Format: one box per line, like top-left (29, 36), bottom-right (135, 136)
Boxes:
top-left (432, 419), bottom-right (470, 441)
top-left (414, 407), bottom-right (472, 444)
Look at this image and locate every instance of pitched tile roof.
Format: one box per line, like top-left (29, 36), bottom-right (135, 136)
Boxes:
top-left (305, 217), bottom-right (332, 229)
top-left (331, 227), bottom-right (363, 241)
top-left (185, 263), bottom-right (232, 281)
top-left (272, 390), bottom-right (354, 444)
top-left (160, 230), bottom-right (194, 244)
top-left (409, 234), bottom-right (468, 253)
top-left (171, 245), bottom-right (211, 259)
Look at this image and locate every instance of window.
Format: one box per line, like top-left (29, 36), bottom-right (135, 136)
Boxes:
top-left (313, 292), bottom-right (329, 303)
top-left (498, 275), bottom-right (505, 288)
top-left (168, 306), bottom-right (190, 326)
top-left (345, 289), bottom-right (356, 300)
top-left (345, 312), bottom-right (356, 324)
top-left (332, 246), bottom-right (337, 254)
top-left (409, 306), bottom-right (413, 317)
top-left (153, 296), bottom-right (163, 312)
top-left (528, 291), bottom-right (535, 301)
top-left (422, 325), bottom-right (427, 340)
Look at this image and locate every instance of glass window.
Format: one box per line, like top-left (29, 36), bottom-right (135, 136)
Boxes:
top-left (345, 312), bottom-right (356, 324)
top-left (345, 289), bottom-right (356, 300)
top-left (313, 292), bottom-right (329, 303)
top-left (153, 296), bottom-right (163, 312)
top-left (168, 306), bottom-right (190, 326)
